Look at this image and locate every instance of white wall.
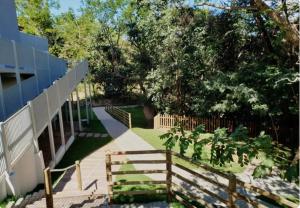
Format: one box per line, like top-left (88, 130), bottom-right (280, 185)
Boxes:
top-left (0, 144), bottom-right (44, 199)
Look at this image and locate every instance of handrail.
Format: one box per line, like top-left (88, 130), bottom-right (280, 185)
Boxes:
top-left (50, 164), bottom-right (76, 172)
top-left (106, 150), bottom-right (299, 208)
top-left (44, 160), bottom-right (83, 208)
top-left (105, 104), bottom-right (132, 128)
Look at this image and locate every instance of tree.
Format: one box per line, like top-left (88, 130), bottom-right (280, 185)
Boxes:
top-left (16, 0), bottom-right (58, 47)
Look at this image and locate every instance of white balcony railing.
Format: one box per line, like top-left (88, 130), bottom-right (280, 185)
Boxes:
top-left (0, 60), bottom-right (88, 177)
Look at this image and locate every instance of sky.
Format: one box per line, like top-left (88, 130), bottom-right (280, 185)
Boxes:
top-left (51, 0), bottom-right (83, 15)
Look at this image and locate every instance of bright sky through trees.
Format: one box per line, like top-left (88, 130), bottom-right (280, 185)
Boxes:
top-left (51, 0), bottom-right (82, 15)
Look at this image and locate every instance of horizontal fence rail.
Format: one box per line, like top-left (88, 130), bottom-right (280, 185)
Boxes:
top-left (105, 105), bottom-right (132, 128)
top-left (106, 150), bottom-right (298, 208)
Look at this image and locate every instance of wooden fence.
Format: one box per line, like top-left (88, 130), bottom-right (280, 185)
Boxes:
top-left (106, 150), bottom-right (298, 208)
top-left (154, 114), bottom-right (260, 136)
top-left (105, 104), bottom-right (132, 128)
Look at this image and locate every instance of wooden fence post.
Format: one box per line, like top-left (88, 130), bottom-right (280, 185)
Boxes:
top-left (228, 174), bottom-right (237, 208)
top-left (106, 152), bottom-right (112, 204)
top-left (166, 150), bottom-right (172, 202)
top-left (44, 168), bottom-right (53, 208)
top-left (76, 160), bottom-right (82, 191)
top-left (128, 113), bottom-right (132, 129)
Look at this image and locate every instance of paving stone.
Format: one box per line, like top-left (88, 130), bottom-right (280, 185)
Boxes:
top-left (78, 132), bottom-right (86, 137)
top-left (86, 133), bottom-right (93, 138)
top-left (6, 201), bottom-right (15, 208)
top-left (94, 133), bottom-right (101, 138)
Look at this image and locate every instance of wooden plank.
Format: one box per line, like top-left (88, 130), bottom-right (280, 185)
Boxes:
top-left (110, 160), bottom-right (167, 165)
top-left (112, 170), bottom-right (167, 175)
top-left (172, 162), bottom-right (228, 190)
top-left (111, 180), bottom-right (166, 186)
top-left (228, 174), bottom-right (237, 208)
top-left (236, 180), bottom-right (299, 208)
top-left (171, 152), bottom-right (230, 179)
top-left (110, 150), bottom-right (166, 155)
top-left (172, 172), bottom-right (228, 204)
top-left (75, 160), bottom-right (82, 191)
top-left (172, 183), bottom-right (215, 208)
top-left (232, 192), bottom-right (268, 208)
top-left (173, 193), bottom-right (198, 208)
top-left (44, 168), bottom-right (53, 208)
top-left (166, 150), bottom-right (172, 202)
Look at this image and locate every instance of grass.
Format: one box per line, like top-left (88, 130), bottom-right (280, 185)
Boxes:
top-left (113, 163), bottom-right (166, 203)
top-left (85, 111), bottom-right (107, 133)
top-left (120, 106), bottom-right (148, 128)
top-left (122, 106), bottom-right (245, 173)
top-left (113, 163), bottom-right (185, 207)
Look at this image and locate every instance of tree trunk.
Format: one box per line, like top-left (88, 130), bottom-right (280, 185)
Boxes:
top-left (253, 0), bottom-right (299, 48)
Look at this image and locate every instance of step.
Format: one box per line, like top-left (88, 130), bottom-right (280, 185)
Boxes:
top-left (6, 201), bottom-right (15, 208)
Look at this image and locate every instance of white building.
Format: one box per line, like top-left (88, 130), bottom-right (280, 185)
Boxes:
top-left (0, 0), bottom-right (91, 200)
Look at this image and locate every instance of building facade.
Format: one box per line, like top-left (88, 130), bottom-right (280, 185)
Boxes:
top-left (0, 0), bottom-right (91, 200)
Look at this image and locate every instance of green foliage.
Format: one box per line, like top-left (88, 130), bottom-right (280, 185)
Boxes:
top-left (160, 123), bottom-right (274, 178)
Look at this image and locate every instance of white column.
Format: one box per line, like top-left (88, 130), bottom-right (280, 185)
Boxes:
top-left (84, 80), bottom-right (89, 124)
top-left (88, 80), bottom-right (93, 120)
top-left (44, 90), bottom-right (56, 165)
top-left (75, 88), bottom-right (82, 131)
top-left (28, 101), bottom-right (39, 153)
top-left (68, 97), bottom-right (75, 138)
top-left (12, 40), bottom-right (24, 106)
top-left (58, 109), bottom-right (65, 148)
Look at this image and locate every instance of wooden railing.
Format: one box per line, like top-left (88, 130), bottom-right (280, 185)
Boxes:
top-left (44, 160), bottom-right (82, 208)
top-left (106, 150), bottom-right (298, 208)
top-left (105, 104), bottom-right (132, 128)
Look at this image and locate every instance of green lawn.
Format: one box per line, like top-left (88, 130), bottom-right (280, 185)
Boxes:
top-left (120, 106), bottom-right (148, 128)
top-left (85, 111), bottom-right (107, 133)
top-left (123, 106), bottom-right (245, 173)
top-left (113, 163), bottom-right (185, 207)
